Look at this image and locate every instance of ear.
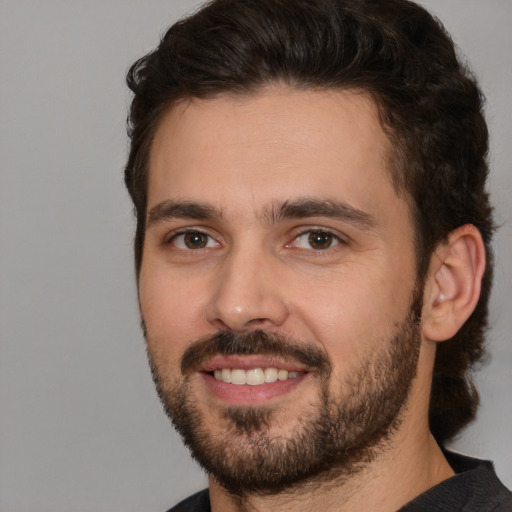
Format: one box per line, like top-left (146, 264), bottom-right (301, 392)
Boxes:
top-left (422, 224), bottom-right (486, 342)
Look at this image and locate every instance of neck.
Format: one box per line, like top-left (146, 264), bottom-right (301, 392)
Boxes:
top-left (209, 341), bottom-right (454, 512)
top-left (209, 427), bottom-right (453, 512)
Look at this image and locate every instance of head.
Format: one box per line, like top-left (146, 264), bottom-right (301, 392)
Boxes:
top-left (125, 0), bottom-right (493, 465)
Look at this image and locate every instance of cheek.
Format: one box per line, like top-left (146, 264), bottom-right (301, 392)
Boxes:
top-left (139, 262), bottom-right (209, 349)
top-left (291, 263), bottom-right (414, 368)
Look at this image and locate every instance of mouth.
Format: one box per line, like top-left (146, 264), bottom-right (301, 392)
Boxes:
top-left (213, 368), bottom-right (304, 386)
top-left (212, 367), bottom-right (303, 385)
top-left (199, 355), bottom-right (310, 405)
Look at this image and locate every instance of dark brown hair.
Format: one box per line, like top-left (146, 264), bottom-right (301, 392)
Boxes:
top-left (125, 0), bottom-right (494, 444)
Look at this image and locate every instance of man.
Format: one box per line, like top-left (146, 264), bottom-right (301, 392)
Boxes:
top-left (124, 0), bottom-right (511, 510)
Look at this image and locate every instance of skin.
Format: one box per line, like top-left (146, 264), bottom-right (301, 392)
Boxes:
top-left (139, 86), bottom-right (458, 511)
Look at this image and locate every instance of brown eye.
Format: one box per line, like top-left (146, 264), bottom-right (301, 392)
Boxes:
top-left (308, 231), bottom-right (335, 249)
top-left (171, 231), bottom-right (218, 250)
top-left (184, 232), bottom-right (208, 248)
top-left (292, 230), bottom-right (340, 250)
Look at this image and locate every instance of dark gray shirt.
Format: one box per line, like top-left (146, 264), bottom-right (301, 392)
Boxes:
top-left (167, 451), bottom-right (512, 511)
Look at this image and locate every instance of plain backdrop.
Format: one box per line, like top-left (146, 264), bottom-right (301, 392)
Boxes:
top-left (0, 1), bottom-right (510, 511)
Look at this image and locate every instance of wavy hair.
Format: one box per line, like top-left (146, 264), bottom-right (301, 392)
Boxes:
top-left (125, 0), bottom-right (494, 444)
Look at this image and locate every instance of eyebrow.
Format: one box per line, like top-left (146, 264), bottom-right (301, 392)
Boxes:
top-left (147, 200), bottom-right (220, 227)
top-left (146, 197), bottom-right (376, 230)
top-left (267, 198), bottom-right (376, 229)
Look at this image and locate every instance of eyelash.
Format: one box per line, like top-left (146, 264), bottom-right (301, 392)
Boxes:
top-left (165, 229), bottom-right (219, 250)
top-left (289, 228), bottom-right (345, 252)
top-left (165, 227), bottom-right (346, 253)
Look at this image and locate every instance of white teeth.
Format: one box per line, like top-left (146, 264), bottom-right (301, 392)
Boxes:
top-left (246, 368), bottom-right (264, 385)
top-left (264, 367), bottom-right (278, 383)
top-left (231, 369), bottom-right (247, 385)
top-left (213, 367), bottom-right (302, 385)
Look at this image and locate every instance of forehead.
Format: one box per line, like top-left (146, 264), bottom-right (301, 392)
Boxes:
top-left (147, 86), bottom-right (404, 222)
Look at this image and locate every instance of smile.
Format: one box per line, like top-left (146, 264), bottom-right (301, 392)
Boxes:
top-left (200, 355), bottom-right (310, 404)
top-left (213, 367), bottom-right (302, 386)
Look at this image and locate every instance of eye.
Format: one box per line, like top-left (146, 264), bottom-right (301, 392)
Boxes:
top-left (170, 230), bottom-right (219, 250)
top-left (293, 230), bottom-right (341, 250)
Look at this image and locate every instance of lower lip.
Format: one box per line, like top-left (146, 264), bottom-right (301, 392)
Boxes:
top-left (201, 372), bottom-right (309, 406)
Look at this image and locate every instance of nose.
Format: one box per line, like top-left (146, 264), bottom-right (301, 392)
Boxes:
top-left (206, 246), bottom-right (290, 332)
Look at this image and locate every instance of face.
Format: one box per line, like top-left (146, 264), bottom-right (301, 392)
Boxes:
top-left (139, 87), bottom-right (423, 494)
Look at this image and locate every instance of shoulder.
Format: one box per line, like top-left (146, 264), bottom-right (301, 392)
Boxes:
top-left (165, 489), bottom-right (210, 512)
top-left (399, 451), bottom-right (512, 512)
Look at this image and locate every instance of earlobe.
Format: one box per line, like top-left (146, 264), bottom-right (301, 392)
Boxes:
top-left (422, 224), bottom-right (486, 342)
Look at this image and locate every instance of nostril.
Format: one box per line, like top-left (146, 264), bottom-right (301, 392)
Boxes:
top-left (210, 318), bottom-right (232, 331)
top-left (248, 318), bottom-right (270, 325)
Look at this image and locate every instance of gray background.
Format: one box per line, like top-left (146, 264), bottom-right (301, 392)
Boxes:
top-left (0, 1), bottom-right (510, 511)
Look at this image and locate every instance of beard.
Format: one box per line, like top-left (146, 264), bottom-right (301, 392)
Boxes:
top-left (145, 294), bottom-right (422, 497)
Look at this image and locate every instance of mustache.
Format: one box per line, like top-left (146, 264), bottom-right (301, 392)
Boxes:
top-left (180, 329), bottom-right (331, 377)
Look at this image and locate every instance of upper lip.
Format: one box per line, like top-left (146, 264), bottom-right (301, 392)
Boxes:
top-left (200, 355), bottom-right (308, 373)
